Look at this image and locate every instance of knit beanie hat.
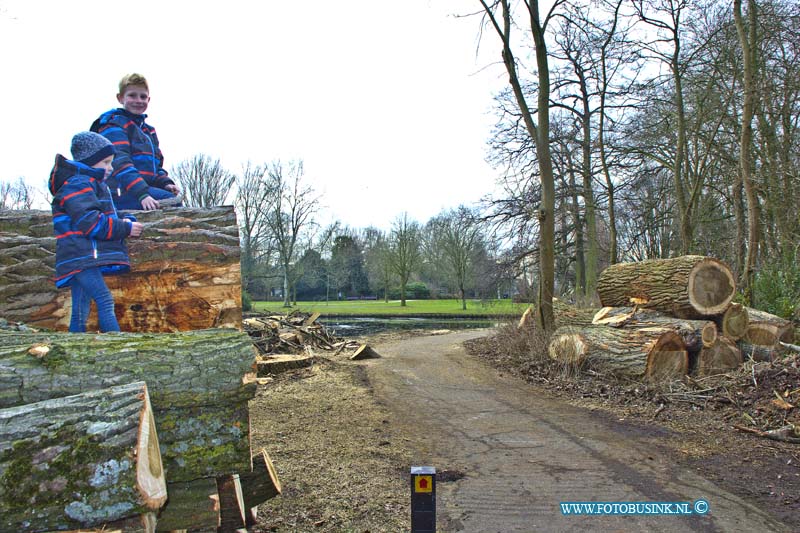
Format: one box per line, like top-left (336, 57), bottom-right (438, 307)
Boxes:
top-left (70, 131), bottom-right (115, 166)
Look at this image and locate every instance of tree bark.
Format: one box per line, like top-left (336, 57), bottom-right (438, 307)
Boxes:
top-left (695, 337), bottom-right (742, 376)
top-left (0, 207), bottom-right (242, 332)
top-left (596, 255), bottom-right (735, 318)
top-left (46, 513), bottom-right (157, 533)
top-left (548, 325), bottom-right (687, 381)
top-left (0, 382), bottom-right (166, 533)
top-left (0, 329), bottom-right (257, 482)
top-left (592, 307), bottom-right (717, 353)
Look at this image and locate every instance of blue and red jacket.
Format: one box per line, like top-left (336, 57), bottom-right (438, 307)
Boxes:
top-left (91, 108), bottom-right (175, 202)
top-left (48, 155), bottom-right (134, 288)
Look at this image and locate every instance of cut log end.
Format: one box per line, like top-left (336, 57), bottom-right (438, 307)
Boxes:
top-left (547, 333), bottom-right (586, 367)
top-left (697, 337), bottom-right (742, 376)
top-left (719, 303), bottom-right (749, 340)
top-left (687, 258), bottom-right (735, 316)
top-left (644, 332), bottom-right (688, 381)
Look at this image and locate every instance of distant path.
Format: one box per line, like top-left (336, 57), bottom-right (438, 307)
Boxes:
top-left (368, 330), bottom-right (787, 532)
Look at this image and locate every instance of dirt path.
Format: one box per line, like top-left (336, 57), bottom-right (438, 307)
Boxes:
top-left (367, 330), bottom-right (789, 532)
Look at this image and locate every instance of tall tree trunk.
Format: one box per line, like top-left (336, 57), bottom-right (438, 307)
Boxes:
top-left (734, 0), bottom-right (761, 300)
top-left (531, 2), bottom-right (556, 332)
top-left (282, 265), bottom-right (290, 307)
top-left (579, 69), bottom-right (598, 297)
top-left (568, 162), bottom-right (586, 295)
top-left (673, 51), bottom-right (692, 255)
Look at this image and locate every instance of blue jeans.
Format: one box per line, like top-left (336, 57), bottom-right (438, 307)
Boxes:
top-left (114, 186), bottom-right (181, 210)
top-left (69, 268), bottom-right (120, 333)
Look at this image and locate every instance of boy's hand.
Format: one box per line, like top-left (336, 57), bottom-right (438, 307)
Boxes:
top-left (141, 196), bottom-right (160, 210)
top-left (129, 221), bottom-right (144, 237)
top-left (165, 184), bottom-right (181, 195)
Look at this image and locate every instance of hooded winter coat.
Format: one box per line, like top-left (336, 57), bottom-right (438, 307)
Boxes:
top-left (90, 108), bottom-right (176, 203)
top-left (49, 155), bottom-right (134, 287)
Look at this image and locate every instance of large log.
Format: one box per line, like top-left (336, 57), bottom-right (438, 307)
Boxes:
top-left (0, 382), bottom-right (166, 532)
top-left (737, 340), bottom-right (784, 362)
top-left (548, 325), bottom-right (688, 381)
top-left (0, 207), bottom-right (242, 332)
top-left (714, 302), bottom-right (749, 341)
top-left (519, 300), bottom-right (599, 329)
top-left (745, 307), bottom-right (795, 344)
top-left (0, 329), bottom-right (256, 481)
top-left (596, 255), bottom-right (735, 319)
top-left (695, 336), bottom-right (742, 376)
top-left (592, 307), bottom-right (717, 353)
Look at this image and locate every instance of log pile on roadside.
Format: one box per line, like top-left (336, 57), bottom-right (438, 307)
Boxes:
top-left (540, 255), bottom-right (797, 382)
top-left (0, 328), bottom-right (282, 532)
top-left (0, 207), bottom-right (281, 532)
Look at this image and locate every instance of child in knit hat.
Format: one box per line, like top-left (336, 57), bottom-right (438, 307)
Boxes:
top-left (49, 131), bottom-right (144, 332)
top-left (91, 73), bottom-right (181, 210)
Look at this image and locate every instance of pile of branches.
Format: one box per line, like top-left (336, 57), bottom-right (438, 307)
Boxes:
top-left (244, 311), bottom-right (360, 357)
top-left (658, 352), bottom-right (800, 444)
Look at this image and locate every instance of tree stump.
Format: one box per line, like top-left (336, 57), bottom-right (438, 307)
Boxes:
top-left (0, 207), bottom-right (241, 332)
top-left (548, 325), bottom-right (688, 381)
top-left (0, 382), bottom-right (166, 532)
top-left (596, 255), bottom-right (735, 318)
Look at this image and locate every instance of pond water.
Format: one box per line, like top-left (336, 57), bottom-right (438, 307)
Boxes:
top-left (319, 316), bottom-right (504, 337)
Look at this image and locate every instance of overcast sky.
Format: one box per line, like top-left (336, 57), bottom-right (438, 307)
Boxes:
top-left (0, 0), bottom-right (507, 231)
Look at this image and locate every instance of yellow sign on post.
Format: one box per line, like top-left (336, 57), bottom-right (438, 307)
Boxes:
top-left (414, 475), bottom-right (433, 493)
top-left (411, 466), bottom-right (436, 532)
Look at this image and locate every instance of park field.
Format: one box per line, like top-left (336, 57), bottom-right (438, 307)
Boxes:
top-left (252, 298), bottom-right (529, 317)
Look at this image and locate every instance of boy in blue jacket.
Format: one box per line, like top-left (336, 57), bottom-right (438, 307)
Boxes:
top-left (91, 73), bottom-right (181, 210)
top-left (49, 132), bottom-right (144, 332)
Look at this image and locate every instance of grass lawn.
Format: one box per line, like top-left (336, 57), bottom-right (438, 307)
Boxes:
top-left (252, 298), bottom-right (529, 316)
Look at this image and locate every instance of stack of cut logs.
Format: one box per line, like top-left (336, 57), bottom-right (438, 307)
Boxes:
top-left (0, 207), bottom-right (282, 532)
top-left (540, 255), bottom-right (797, 381)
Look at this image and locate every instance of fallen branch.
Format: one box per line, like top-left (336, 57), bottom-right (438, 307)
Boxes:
top-left (733, 424), bottom-right (800, 444)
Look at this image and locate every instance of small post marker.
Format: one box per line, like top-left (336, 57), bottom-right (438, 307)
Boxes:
top-left (411, 466), bottom-right (436, 532)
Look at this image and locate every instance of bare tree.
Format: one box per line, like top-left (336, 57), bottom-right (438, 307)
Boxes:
top-left (361, 227), bottom-right (394, 302)
top-left (479, 0), bottom-right (562, 331)
top-left (263, 160), bottom-right (319, 308)
top-left (733, 0), bottom-right (760, 298)
top-left (434, 206), bottom-right (484, 310)
top-left (388, 213), bottom-right (422, 307)
top-left (234, 161), bottom-right (273, 295)
top-left (0, 178), bottom-right (34, 209)
top-left (172, 154), bottom-right (234, 207)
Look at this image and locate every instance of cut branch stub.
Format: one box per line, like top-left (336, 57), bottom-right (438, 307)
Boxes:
top-left (596, 255), bottom-right (735, 319)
